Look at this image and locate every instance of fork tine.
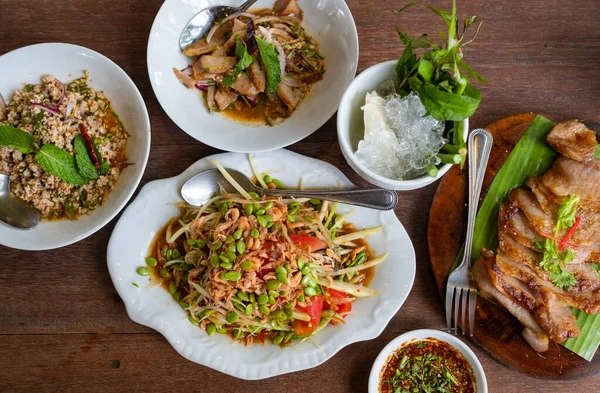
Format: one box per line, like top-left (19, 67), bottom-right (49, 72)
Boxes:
top-left (461, 288), bottom-right (468, 335)
top-left (445, 284), bottom-right (454, 331)
top-left (453, 287), bottom-right (462, 334)
top-left (468, 289), bottom-right (477, 336)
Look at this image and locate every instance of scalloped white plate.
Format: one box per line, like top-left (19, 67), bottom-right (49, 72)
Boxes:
top-left (107, 149), bottom-right (415, 380)
top-left (147, 0), bottom-right (359, 153)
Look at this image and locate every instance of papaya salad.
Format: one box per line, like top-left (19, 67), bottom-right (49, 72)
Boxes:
top-left (139, 164), bottom-right (387, 347)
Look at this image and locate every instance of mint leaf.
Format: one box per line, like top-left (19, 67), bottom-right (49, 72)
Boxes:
top-left (596, 144), bottom-right (600, 158)
top-left (0, 125), bottom-right (37, 154)
top-left (234, 38), bottom-right (254, 73)
top-left (255, 37), bottom-right (281, 94)
top-left (74, 134), bottom-right (99, 180)
top-left (35, 145), bottom-right (88, 185)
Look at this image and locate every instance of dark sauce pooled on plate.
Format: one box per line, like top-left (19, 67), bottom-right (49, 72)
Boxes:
top-left (380, 338), bottom-right (475, 393)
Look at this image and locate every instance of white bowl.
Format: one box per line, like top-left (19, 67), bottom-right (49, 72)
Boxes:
top-left (368, 329), bottom-right (487, 393)
top-left (337, 60), bottom-right (469, 191)
top-left (107, 149), bottom-right (416, 380)
top-left (0, 43), bottom-right (151, 250)
top-left (147, 0), bottom-right (359, 153)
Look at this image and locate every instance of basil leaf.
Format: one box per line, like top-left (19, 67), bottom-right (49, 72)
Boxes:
top-left (0, 125), bottom-right (37, 154)
top-left (417, 82), bottom-right (480, 121)
top-left (418, 59), bottom-right (434, 82)
top-left (234, 38), bottom-right (254, 72)
top-left (255, 37), bottom-right (281, 94)
top-left (74, 134), bottom-right (99, 181)
top-left (35, 145), bottom-right (88, 185)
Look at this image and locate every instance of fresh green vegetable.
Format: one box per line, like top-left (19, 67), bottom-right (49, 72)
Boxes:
top-left (145, 257), bottom-right (157, 268)
top-left (73, 134), bottom-right (99, 180)
top-left (234, 38), bottom-right (254, 73)
top-left (35, 144), bottom-right (89, 185)
top-left (136, 267), bottom-right (150, 276)
top-left (394, 0), bottom-right (486, 122)
top-left (596, 144), bottom-right (600, 158)
top-left (255, 37), bottom-right (281, 94)
top-left (556, 194), bottom-right (580, 231)
top-left (536, 238), bottom-right (576, 290)
top-left (223, 74), bottom-right (234, 87)
top-left (0, 125), bottom-right (37, 154)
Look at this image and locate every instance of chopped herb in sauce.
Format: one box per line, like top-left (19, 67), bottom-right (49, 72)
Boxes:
top-left (380, 338), bottom-right (475, 393)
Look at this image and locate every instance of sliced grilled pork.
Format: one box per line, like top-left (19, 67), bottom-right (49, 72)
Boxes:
top-left (231, 72), bottom-right (260, 96)
top-left (248, 62), bottom-right (267, 93)
top-left (547, 120), bottom-right (598, 163)
top-left (539, 157), bottom-right (600, 211)
top-left (473, 252), bottom-right (550, 352)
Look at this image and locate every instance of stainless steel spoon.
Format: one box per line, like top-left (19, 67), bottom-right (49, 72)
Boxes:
top-left (181, 168), bottom-right (398, 210)
top-left (179, 0), bottom-right (259, 50)
top-left (0, 174), bottom-right (41, 229)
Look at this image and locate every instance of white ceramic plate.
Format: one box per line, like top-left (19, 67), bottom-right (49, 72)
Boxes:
top-left (368, 329), bottom-right (488, 393)
top-left (107, 149), bottom-right (415, 380)
top-left (0, 43), bottom-right (151, 250)
top-left (147, 0), bottom-right (359, 153)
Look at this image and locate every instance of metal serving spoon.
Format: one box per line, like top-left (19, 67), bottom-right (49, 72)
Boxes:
top-left (0, 174), bottom-right (41, 229)
top-left (181, 168), bottom-right (399, 210)
top-left (179, 0), bottom-right (259, 50)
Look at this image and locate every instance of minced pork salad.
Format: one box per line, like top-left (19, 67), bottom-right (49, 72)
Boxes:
top-left (0, 72), bottom-right (128, 219)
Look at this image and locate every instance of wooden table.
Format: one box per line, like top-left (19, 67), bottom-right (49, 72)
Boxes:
top-left (1, 0), bottom-right (599, 391)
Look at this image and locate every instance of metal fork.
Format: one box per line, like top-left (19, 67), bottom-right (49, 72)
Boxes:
top-left (445, 128), bottom-right (493, 335)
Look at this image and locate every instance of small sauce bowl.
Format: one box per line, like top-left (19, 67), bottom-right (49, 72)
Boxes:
top-left (368, 329), bottom-right (487, 393)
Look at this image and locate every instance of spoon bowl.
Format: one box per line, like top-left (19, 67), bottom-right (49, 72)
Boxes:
top-left (0, 174), bottom-right (41, 229)
top-left (179, 0), bottom-right (258, 50)
top-left (181, 168), bottom-right (398, 210)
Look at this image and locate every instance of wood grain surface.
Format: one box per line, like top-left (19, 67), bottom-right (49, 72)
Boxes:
top-left (0, 0), bottom-right (599, 392)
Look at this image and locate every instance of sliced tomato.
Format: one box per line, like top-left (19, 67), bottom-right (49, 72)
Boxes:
top-left (325, 288), bottom-right (352, 325)
top-left (289, 234), bottom-right (327, 251)
top-left (293, 294), bottom-right (324, 335)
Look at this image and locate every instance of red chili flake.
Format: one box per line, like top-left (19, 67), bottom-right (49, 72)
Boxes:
top-left (559, 217), bottom-right (582, 251)
top-left (79, 123), bottom-right (100, 169)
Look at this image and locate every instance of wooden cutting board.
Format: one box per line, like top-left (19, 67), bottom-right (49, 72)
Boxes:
top-left (428, 113), bottom-right (600, 379)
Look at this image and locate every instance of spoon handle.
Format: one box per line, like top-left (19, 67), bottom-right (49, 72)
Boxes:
top-left (238, 0), bottom-right (259, 12)
top-left (263, 188), bottom-right (398, 211)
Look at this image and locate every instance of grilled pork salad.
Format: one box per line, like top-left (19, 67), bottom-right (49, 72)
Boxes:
top-left (137, 163), bottom-right (387, 347)
top-left (173, 0), bottom-right (326, 126)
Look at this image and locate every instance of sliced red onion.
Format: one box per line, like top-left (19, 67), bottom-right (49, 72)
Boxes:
top-left (65, 102), bottom-right (74, 118)
top-left (207, 11), bottom-right (257, 43)
top-left (282, 75), bottom-right (300, 87)
top-left (30, 103), bottom-right (61, 116)
top-left (0, 92), bottom-right (6, 116)
top-left (206, 86), bottom-right (216, 114)
top-left (277, 45), bottom-right (287, 79)
top-left (245, 96), bottom-right (258, 107)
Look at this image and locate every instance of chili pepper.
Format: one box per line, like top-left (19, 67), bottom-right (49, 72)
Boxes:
top-left (559, 216), bottom-right (582, 250)
top-left (246, 19), bottom-right (259, 56)
top-left (79, 123), bottom-right (100, 169)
